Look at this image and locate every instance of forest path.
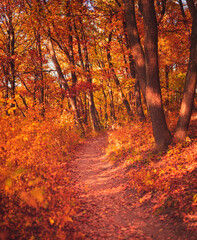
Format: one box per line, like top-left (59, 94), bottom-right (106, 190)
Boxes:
top-left (73, 133), bottom-right (193, 240)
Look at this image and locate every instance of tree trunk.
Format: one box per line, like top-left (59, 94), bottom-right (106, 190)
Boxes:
top-left (102, 86), bottom-right (108, 123)
top-left (135, 78), bottom-right (146, 121)
top-left (174, 2), bottom-right (197, 140)
top-left (35, 31), bottom-right (45, 116)
top-left (123, 0), bottom-right (172, 150)
top-left (7, 10), bottom-right (16, 112)
top-left (2, 65), bottom-right (10, 115)
top-left (123, 19), bottom-right (146, 120)
top-left (118, 33), bottom-right (146, 121)
top-left (47, 38), bottom-right (85, 135)
top-left (84, 53), bottom-right (101, 131)
top-left (74, 19), bottom-right (101, 132)
top-left (107, 31), bottom-right (134, 119)
top-left (123, 0), bottom-right (146, 97)
top-left (141, 0), bottom-right (172, 150)
top-left (165, 65), bottom-right (170, 107)
top-left (95, 49), bottom-right (116, 122)
top-left (107, 80), bottom-right (117, 121)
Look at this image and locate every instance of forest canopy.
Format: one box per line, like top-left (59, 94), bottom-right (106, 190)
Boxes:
top-left (0, 0), bottom-right (196, 144)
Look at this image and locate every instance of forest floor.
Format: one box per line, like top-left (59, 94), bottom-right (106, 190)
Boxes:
top-left (71, 133), bottom-right (196, 240)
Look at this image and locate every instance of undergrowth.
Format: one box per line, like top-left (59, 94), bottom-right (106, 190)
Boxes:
top-left (106, 115), bottom-right (197, 230)
top-left (0, 113), bottom-right (83, 239)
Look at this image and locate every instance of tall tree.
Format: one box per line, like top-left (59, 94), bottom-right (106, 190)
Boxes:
top-left (0, 1), bottom-right (16, 112)
top-left (74, 12), bottom-right (101, 132)
top-left (123, 0), bottom-right (172, 150)
top-left (174, 0), bottom-right (197, 140)
top-left (47, 36), bottom-right (85, 135)
top-left (106, 30), bottom-right (134, 119)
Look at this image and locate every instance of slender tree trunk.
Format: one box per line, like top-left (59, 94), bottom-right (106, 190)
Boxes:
top-left (33, 73), bottom-right (38, 106)
top-left (117, 35), bottom-right (130, 77)
top-left (123, 18), bottom-right (146, 119)
top-left (83, 94), bottom-right (88, 125)
top-left (165, 65), bottom-right (170, 107)
top-left (84, 56), bottom-right (101, 131)
top-left (47, 38), bottom-right (85, 135)
top-left (35, 31), bottom-right (45, 116)
top-left (118, 34), bottom-right (145, 121)
top-left (94, 42), bottom-right (117, 122)
top-left (107, 80), bottom-right (117, 121)
top-left (135, 78), bottom-right (145, 121)
top-left (19, 94), bottom-right (28, 110)
top-left (123, 0), bottom-right (146, 97)
top-left (175, 2), bottom-right (197, 140)
top-left (88, 91), bottom-right (101, 131)
top-left (107, 31), bottom-right (134, 119)
top-left (102, 86), bottom-right (108, 123)
top-left (75, 20), bottom-right (101, 132)
top-left (67, 3), bottom-right (86, 133)
top-left (2, 65), bottom-right (10, 115)
top-left (7, 10), bottom-right (16, 112)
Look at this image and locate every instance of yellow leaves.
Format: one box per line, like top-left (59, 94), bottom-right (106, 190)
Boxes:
top-left (5, 178), bottom-right (12, 191)
top-left (193, 194), bottom-right (197, 204)
top-left (23, 135), bottom-right (29, 141)
top-left (28, 177), bottom-right (42, 187)
top-left (106, 123), bottom-right (153, 163)
top-left (0, 114), bottom-right (81, 239)
top-left (63, 215), bottom-right (73, 223)
top-left (31, 187), bottom-right (44, 203)
top-left (47, 206), bottom-right (74, 230)
top-left (14, 168), bottom-right (25, 176)
top-left (49, 217), bottom-right (55, 225)
top-left (57, 206), bottom-right (74, 225)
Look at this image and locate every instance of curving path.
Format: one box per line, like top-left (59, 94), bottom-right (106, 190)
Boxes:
top-left (73, 133), bottom-right (195, 240)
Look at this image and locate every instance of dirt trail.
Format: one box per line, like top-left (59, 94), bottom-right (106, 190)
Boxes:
top-left (73, 133), bottom-right (195, 240)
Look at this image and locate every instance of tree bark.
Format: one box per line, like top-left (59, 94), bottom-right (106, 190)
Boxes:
top-left (107, 31), bottom-right (134, 119)
top-left (141, 0), bottom-right (172, 150)
top-left (174, 2), bottom-right (197, 140)
top-left (165, 65), bottom-right (170, 107)
top-left (123, 0), bottom-right (146, 97)
top-left (135, 78), bottom-right (146, 121)
top-left (123, 19), bottom-right (146, 121)
top-left (35, 31), bottom-right (45, 116)
top-left (102, 86), bottom-right (108, 123)
top-left (6, 7), bottom-right (16, 112)
top-left (107, 80), bottom-right (117, 122)
top-left (123, 0), bottom-right (172, 150)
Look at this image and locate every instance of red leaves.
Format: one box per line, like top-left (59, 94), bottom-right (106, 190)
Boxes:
top-left (75, 81), bottom-right (100, 92)
top-left (60, 81), bottom-right (101, 97)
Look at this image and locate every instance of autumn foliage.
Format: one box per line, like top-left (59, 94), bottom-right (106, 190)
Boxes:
top-left (106, 114), bottom-right (197, 230)
top-left (0, 0), bottom-right (196, 238)
top-left (0, 111), bottom-right (82, 239)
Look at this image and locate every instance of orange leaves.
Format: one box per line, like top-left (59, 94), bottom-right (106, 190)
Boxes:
top-left (106, 122), bottom-right (154, 163)
top-left (0, 114), bottom-right (82, 239)
top-left (106, 118), bottom-right (197, 229)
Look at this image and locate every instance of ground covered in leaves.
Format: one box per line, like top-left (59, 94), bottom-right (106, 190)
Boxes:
top-left (72, 128), bottom-right (197, 239)
top-left (0, 113), bottom-right (196, 239)
top-left (0, 115), bottom-right (83, 240)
